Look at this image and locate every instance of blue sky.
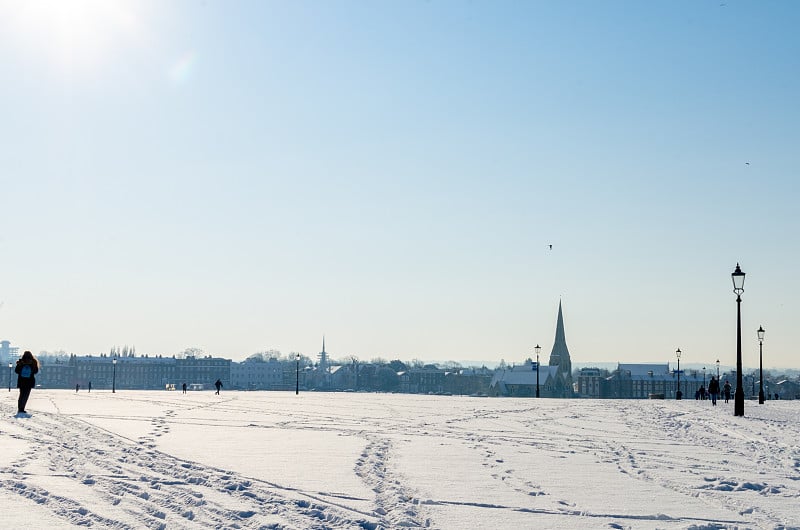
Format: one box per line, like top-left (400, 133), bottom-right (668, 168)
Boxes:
top-left (1, 1), bottom-right (798, 367)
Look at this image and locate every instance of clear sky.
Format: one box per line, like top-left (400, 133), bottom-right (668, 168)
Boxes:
top-left (1, 1), bottom-right (798, 367)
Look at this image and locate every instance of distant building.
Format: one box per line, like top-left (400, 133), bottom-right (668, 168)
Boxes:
top-left (547, 301), bottom-right (574, 397)
top-left (1, 340), bottom-right (19, 364)
top-left (488, 362), bottom-right (559, 397)
top-left (230, 357), bottom-right (284, 390)
top-left (37, 354), bottom-right (230, 390)
top-left (489, 301), bottom-right (575, 398)
top-left (576, 367), bottom-right (610, 398)
top-left (399, 368), bottom-right (447, 394)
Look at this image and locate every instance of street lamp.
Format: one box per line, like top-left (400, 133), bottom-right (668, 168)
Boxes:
top-left (7, 363), bottom-right (12, 392)
top-left (732, 263), bottom-right (746, 417)
top-left (534, 344), bottom-right (541, 398)
top-left (758, 325), bottom-right (765, 404)
top-left (675, 348), bottom-right (682, 400)
top-left (295, 353), bottom-right (300, 395)
top-left (112, 357), bottom-right (117, 393)
top-left (716, 359), bottom-right (720, 381)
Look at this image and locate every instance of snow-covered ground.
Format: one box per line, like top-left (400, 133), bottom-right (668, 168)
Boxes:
top-left (2, 390), bottom-right (798, 529)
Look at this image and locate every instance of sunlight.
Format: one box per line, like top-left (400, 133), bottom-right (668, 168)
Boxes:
top-left (1, 0), bottom-right (148, 75)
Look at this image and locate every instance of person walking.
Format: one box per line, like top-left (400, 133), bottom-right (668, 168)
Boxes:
top-left (88, 381), bottom-right (92, 393)
top-left (15, 351), bottom-right (39, 415)
top-left (75, 383), bottom-right (80, 393)
top-left (723, 380), bottom-right (732, 404)
top-left (182, 382), bottom-right (187, 394)
top-left (214, 379), bottom-right (222, 395)
top-left (708, 376), bottom-right (720, 406)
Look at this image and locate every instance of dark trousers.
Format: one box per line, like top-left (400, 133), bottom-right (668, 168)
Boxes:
top-left (18, 386), bottom-right (33, 412)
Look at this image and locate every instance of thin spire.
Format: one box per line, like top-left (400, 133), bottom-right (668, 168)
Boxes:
top-left (322, 335), bottom-right (326, 353)
top-left (554, 300), bottom-right (566, 346)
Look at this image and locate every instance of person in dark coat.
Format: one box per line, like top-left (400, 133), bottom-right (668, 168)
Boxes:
top-left (707, 376), bottom-right (720, 406)
top-left (723, 380), bottom-right (732, 403)
top-left (182, 382), bottom-right (187, 394)
top-left (214, 379), bottom-right (222, 395)
top-left (15, 350), bottom-right (39, 414)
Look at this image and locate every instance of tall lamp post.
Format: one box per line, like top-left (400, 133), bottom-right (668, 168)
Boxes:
top-left (758, 326), bottom-right (765, 404)
top-left (732, 263), bottom-right (746, 417)
top-left (675, 348), bottom-right (682, 400)
top-left (8, 363), bottom-right (12, 392)
top-left (112, 357), bottom-right (117, 393)
top-left (716, 359), bottom-right (720, 381)
top-left (295, 353), bottom-right (300, 395)
top-left (534, 344), bottom-right (541, 398)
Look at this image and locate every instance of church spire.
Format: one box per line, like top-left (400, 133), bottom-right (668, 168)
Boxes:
top-left (553, 300), bottom-right (566, 347)
top-left (322, 335), bottom-right (326, 354)
top-left (548, 300), bottom-right (573, 396)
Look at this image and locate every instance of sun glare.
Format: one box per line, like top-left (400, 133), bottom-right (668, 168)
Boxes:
top-left (1, 0), bottom-right (147, 75)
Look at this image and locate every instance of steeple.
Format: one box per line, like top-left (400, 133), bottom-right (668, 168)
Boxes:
top-left (553, 300), bottom-right (566, 350)
top-left (318, 336), bottom-right (329, 371)
top-left (548, 300), bottom-right (573, 396)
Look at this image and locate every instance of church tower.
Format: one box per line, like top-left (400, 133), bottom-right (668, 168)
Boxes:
top-left (548, 301), bottom-right (574, 397)
top-left (317, 336), bottom-right (329, 372)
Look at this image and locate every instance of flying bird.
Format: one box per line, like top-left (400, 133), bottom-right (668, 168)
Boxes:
top-left (745, 162), bottom-right (750, 165)
top-left (548, 244), bottom-right (553, 250)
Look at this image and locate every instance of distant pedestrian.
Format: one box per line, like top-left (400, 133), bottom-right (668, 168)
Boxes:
top-left (182, 382), bottom-right (187, 394)
top-left (75, 383), bottom-right (80, 393)
top-left (723, 380), bottom-right (732, 403)
top-left (708, 376), bottom-right (720, 406)
top-left (695, 389), bottom-right (700, 400)
top-left (214, 379), bottom-right (222, 395)
top-left (15, 351), bottom-right (39, 415)
top-left (88, 381), bottom-right (92, 392)
top-left (699, 385), bottom-right (706, 400)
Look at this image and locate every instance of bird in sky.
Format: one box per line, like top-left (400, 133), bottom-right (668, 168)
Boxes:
top-left (548, 244), bottom-right (553, 250)
top-left (745, 162), bottom-right (750, 165)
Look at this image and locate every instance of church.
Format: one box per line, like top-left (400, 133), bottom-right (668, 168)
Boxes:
top-left (489, 301), bottom-right (574, 398)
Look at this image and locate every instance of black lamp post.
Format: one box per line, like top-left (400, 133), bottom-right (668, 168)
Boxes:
top-left (112, 357), bottom-right (117, 393)
top-left (676, 348), bottom-right (682, 400)
top-left (534, 344), bottom-right (541, 398)
top-left (732, 263), bottom-right (746, 417)
top-left (758, 325), bottom-right (765, 404)
top-left (7, 363), bottom-right (12, 392)
top-left (295, 353), bottom-right (300, 395)
top-left (716, 359), bottom-right (720, 381)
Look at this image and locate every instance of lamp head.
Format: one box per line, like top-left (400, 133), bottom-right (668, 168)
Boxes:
top-left (676, 348), bottom-right (682, 360)
top-left (758, 325), bottom-right (765, 342)
top-left (534, 344), bottom-right (541, 356)
top-left (731, 263), bottom-right (745, 295)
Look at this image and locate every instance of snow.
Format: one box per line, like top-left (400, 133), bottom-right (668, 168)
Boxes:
top-left (2, 390), bottom-right (799, 529)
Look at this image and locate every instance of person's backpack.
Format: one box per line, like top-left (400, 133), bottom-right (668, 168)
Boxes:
top-left (20, 365), bottom-right (32, 378)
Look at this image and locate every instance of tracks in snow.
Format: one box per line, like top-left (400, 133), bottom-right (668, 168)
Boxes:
top-left (1, 405), bottom-right (379, 529)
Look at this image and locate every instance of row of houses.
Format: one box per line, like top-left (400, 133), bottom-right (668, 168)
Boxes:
top-left (29, 354), bottom-right (233, 390)
top-left (575, 363), bottom-right (800, 400)
top-left (11, 353), bottom-right (495, 395)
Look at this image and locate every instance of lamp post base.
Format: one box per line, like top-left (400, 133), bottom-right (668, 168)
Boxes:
top-left (734, 388), bottom-right (745, 416)
top-left (676, 390), bottom-right (682, 400)
top-left (758, 391), bottom-right (765, 404)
